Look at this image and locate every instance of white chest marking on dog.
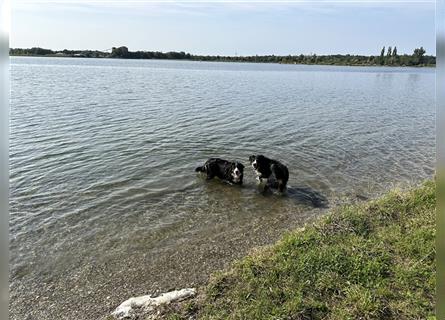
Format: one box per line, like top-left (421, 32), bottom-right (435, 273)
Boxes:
top-left (251, 161), bottom-right (261, 177)
top-left (232, 168), bottom-right (241, 182)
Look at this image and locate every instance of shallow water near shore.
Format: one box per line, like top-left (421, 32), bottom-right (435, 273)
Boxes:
top-left (9, 57), bottom-right (435, 319)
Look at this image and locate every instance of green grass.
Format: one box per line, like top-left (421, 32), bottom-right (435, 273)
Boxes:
top-left (165, 180), bottom-right (436, 320)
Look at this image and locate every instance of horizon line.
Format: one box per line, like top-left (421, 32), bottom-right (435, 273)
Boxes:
top-left (9, 46), bottom-right (436, 57)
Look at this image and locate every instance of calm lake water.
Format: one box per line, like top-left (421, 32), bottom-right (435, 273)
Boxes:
top-left (9, 57), bottom-right (435, 319)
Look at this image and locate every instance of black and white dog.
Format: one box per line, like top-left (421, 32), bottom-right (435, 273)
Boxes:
top-left (249, 155), bottom-right (289, 192)
top-left (195, 158), bottom-right (244, 185)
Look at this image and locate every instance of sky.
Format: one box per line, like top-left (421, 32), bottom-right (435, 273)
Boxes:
top-left (10, 0), bottom-right (436, 56)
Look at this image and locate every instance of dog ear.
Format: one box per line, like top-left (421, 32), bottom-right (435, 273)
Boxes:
top-left (238, 163), bottom-right (245, 170)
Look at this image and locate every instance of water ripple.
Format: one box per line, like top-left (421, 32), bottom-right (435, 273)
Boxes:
top-left (9, 57), bottom-right (435, 320)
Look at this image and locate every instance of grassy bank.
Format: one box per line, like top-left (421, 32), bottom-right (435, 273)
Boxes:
top-left (164, 180), bottom-right (435, 319)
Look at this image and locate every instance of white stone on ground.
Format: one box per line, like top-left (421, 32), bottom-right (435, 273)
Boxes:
top-left (112, 288), bottom-right (196, 319)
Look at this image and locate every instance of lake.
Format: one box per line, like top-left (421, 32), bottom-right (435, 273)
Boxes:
top-left (9, 57), bottom-right (435, 319)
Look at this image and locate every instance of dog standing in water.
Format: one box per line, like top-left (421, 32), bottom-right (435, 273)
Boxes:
top-left (249, 155), bottom-right (289, 192)
top-left (195, 158), bottom-right (244, 185)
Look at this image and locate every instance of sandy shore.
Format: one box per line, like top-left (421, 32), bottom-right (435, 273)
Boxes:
top-left (10, 203), bottom-right (325, 320)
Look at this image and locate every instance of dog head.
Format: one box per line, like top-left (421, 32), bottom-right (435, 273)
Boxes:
top-left (249, 155), bottom-right (266, 170)
top-left (231, 162), bottom-right (244, 184)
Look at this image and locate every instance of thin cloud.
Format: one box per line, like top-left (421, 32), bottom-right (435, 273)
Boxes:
top-left (13, 0), bottom-right (434, 15)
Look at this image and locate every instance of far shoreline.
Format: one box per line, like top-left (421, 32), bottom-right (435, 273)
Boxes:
top-left (9, 54), bottom-right (436, 68)
top-left (9, 45), bottom-right (436, 67)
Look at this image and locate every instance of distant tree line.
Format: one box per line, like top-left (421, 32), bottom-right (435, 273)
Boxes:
top-left (9, 47), bottom-right (109, 58)
top-left (375, 46), bottom-right (433, 66)
top-left (9, 46), bottom-right (436, 67)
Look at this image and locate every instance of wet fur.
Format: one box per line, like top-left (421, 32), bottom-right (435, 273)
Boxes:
top-left (249, 155), bottom-right (289, 192)
top-left (196, 158), bottom-right (244, 185)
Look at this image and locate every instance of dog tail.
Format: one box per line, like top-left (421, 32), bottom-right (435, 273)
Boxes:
top-left (195, 165), bottom-right (206, 173)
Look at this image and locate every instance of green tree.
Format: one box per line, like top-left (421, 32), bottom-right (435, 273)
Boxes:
top-left (386, 46), bottom-right (392, 64)
top-left (391, 46), bottom-right (398, 64)
top-left (413, 47), bottom-right (426, 65)
top-left (110, 46), bottom-right (129, 58)
top-left (380, 46), bottom-right (385, 65)
top-left (414, 47), bottom-right (426, 56)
